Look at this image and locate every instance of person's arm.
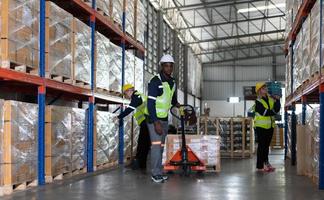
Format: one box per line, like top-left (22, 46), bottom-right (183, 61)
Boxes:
top-left (255, 99), bottom-right (277, 116)
top-left (147, 78), bottom-right (160, 122)
top-left (117, 94), bottom-right (142, 119)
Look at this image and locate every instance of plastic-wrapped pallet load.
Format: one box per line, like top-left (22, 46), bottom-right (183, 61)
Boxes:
top-left (285, 0), bottom-right (293, 39)
top-left (109, 42), bottom-right (122, 92)
top-left (125, 51), bottom-right (135, 86)
top-left (132, 120), bottom-right (140, 157)
top-left (96, 0), bottom-right (111, 17)
top-left (0, 101), bottom-right (38, 188)
top-left (73, 18), bottom-right (91, 85)
top-left (309, 106), bottom-right (320, 183)
top-left (124, 115), bottom-right (133, 161)
top-left (0, 0), bottom-right (39, 70)
top-left (302, 16), bottom-right (311, 82)
top-left (96, 32), bottom-right (111, 91)
top-left (134, 57), bottom-right (144, 93)
top-left (112, 0), bottom-right (123, 26)
top-left (71, 108), bottom-right (87, 171)
top-left (163, 135), bottom-right (221, 171)
top-left (136, 0), bottom-right (146, 44)
top-left (285, 50), bottom-right (291, 97)
top-left (95, 111), bottom-right (119, 167)
top-left (293, 28), bottom-right (303, 92)
top-left (45, 106), bottom-right (86, 182)
top-left (126, 0), bottom-right (135, 37)
top-left (310, 0), bottom-right (321, 75)
top-left (46, 2), bottom-right (73, 79)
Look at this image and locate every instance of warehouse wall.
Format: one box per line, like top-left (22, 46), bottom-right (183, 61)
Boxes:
top-left (202, 54), bottom-right (285, 116)
top-left (202, 100), bottom-right (255, 117)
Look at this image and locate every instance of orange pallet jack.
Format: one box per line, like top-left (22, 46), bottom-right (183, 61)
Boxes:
top-left (164, 105), bottom-right (206, 175)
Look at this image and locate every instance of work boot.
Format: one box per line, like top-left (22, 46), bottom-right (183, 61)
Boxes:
top-left (151, 175), bottom-right (164, 183)
top-left (161, 174), bottom-right (168, 181)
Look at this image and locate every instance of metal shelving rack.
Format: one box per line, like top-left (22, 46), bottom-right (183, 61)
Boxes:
top-left (284, 0), bottom-right (323, 189)
top-left (0, 0), bottom-right (145, 186)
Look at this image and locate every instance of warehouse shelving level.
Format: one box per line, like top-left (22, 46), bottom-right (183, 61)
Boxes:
top-left (0, 0), bottom-right (144, 187)
top-left (284, 0), bottom-right (324, 189)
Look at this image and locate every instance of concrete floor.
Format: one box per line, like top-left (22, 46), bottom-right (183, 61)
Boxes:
top-left (3, 151), bottom-right (324, 200)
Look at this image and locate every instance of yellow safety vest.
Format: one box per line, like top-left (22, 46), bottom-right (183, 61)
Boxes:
top-left (146, 74), bottom-right (176, 118)
top-left (254, 96), bottom-right (275, 129)
top-left (133, 92), bottom-right (147, 125)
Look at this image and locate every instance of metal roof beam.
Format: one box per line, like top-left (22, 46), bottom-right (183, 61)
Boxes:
top-left (186, 29), bottom-right (285, 44)
top-left (177, 14), bottom-right (284, 30)
top-left (196, 39), bottom-right (284, 55)
top-left (202, 52), bottom-right (284, 64)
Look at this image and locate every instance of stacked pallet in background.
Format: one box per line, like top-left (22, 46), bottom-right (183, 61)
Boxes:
top-left (163, 135), bottom-right (221, 172)
top-left (126, 0), bottom-right (135, 37)
top-left (296, 106), bottom-right (320, 185)
top-left (94, 110), bottom-right (119, 170)
top-left (0, 0), bottom-right (39, 72)
top-left (125, 51), bottom-right (135, 86)
top-left (271, 126), bottom-right (284, 149)
top-left (199, 117), bottom-right (254, 158)
top-left (45, 2), bottom-right (73, 83)
top-left (0, 100), bottom-right (38, 196)
top-left (73, 18), bottom-right (91, 88)
top-left (112, 0), bottom-right (123, 26)
top-left (45, 106), bottom-right (87, 183)
top-left (134, 56), bottom-right (144, 93)
top-left (135, 0), bottom-right (146, 44)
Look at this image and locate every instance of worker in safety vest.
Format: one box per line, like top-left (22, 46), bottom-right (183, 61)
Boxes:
top-left (146, 54), bottom-right (180, 183)
top-left (254, 82), bottom-right (281, 172)
top-left (117, 84), bottom-right (150, 170)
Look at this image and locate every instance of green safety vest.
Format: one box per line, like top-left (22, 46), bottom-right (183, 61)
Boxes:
top-left (254, 96), bottom-right (275, 129)
top-left (146, 74), bottom-right (176, 118)
top-left (133, 92), bottom-right (147, 125)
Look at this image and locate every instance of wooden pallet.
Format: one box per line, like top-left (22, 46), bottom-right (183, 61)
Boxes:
top-left (73, 79), bottom-right (91, 89)
top-left (1, 61), bottom-right (37, 74)
top-left (0, 179), bottom-right (37, 196)
top-left (45, 73), bottom-right (73, 84)
top-left (45, 167), bottom-right (87, 183)
top-left (94, 161), bottom-right (118, 171)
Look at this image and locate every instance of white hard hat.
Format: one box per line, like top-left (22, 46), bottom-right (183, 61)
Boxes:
top-left (159, 54), bottom-right (174, 64)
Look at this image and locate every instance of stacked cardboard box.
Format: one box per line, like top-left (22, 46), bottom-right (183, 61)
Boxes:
top-left (125, 51), bottom-right (135, 86)
top-left (163, 135), bottom-right (221, 171)
top-left (109, 42), bottom-right (122, 92)
top-left (73, 18), bottom-right (91, 85)
top-left (136, 1), bottom-right (146, 44)
top-left (45, 106), bottom-right (86, 181)
top-left (134, 56), bottom-right (144, 93)
top-left (0, 0), bottom-right (39, 70)
top-left (94, 110), bottom-right (119, 167)
top-left (0, 100), bottom-right (38, 187)
top-left (124, 115), bottom-right (133, 162)
top-left (126, 0), bottom-right (135, 37)
top-left (46, 2), bottom-right (73, 79)
top-left (112, 0), bottom-right (123, 26)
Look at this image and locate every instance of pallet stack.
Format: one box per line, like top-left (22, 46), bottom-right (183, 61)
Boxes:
top-left (199, 117), bottom-right (254, 158)
top-left (45, 106), bottom-right (87, 183)
top-left (0, 100), bottom-right (38, 196)
top-left (45, 1), bottom-right (73, 83)
top-left (0, 0), bottom-right (39, 73)
top-left (73, 18), bottom-right (91, 88)
top-left (296, 106), bottom-right (320, 185)
top-left (163, 135), bottom-right (221, 172)
top-left (94, 110), bottom-right (119, 170)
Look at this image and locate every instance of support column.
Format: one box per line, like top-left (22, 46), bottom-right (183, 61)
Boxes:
top-left (319, 84), bottom-right (324, 189)
top-left (284, 107), bottom-right (288, 160)
top-left (301, 96), bottom-right (307, 125)
top-left (38, 0), bottom-right (46, 186)
top-left (291, 103), bottom-right (297, 166)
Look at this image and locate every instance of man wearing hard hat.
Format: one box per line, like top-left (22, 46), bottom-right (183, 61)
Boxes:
top-left (117, 84), bottom-right (150, 170)
top-left (145, 54), bottom-right (180, 183)
top-left (254, 82), bottom-right (281, 172)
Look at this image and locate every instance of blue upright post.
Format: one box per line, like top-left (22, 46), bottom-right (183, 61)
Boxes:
top-left (284, 107), bottom-right (288, 160)
top-left (302, 96), bottom-right (307, 125)
top-left (291, 103), bottom-right (297, 166)
top-left (38, 0), bottom-right (46, 186)
top-left (87, 0), bottom-right (96, 173)
top-left (119, 4), bottom-right (126, 165)
top-left (320, 85), bottom-right (324, 189)
top-left (319, 0), bottom-right (324, 189)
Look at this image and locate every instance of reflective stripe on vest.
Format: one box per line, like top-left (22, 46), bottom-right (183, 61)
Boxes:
top-left (133, 92), bottom-right (147, 125)
top-left (254, 96), bottom-right (275, 129)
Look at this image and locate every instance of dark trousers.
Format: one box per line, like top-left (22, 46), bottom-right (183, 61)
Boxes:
top-left (256, 127), bottom-right (274, 169)
top-left (136, 122), bottom-right (151, 169)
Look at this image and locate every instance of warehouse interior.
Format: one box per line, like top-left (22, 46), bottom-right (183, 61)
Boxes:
top-left (0, 0), bottom-right (324, 199)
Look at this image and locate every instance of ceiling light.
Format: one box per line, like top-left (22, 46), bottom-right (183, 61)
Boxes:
top-left (237, 3), bottom-right (285, 13)
top-left (227, 97), bottom-right (240, 103)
